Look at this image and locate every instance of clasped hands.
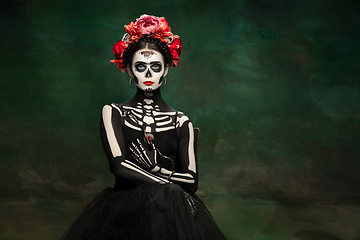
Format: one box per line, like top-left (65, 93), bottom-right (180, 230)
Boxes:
top-left (129, 138), bottom-right (161, 174)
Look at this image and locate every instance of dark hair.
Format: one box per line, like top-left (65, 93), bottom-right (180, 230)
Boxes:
top-left (123, 36), bottom-right (172, 67)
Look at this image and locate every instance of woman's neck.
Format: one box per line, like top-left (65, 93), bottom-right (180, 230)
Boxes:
top-left (135, 87), bottom-right (162, 102)
top-left (124, 87), bottom-right (173, 111)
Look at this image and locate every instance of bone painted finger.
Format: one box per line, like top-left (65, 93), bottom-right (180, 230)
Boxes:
top-left (136, 138), bottom-right (146, 152)
top-left (130, 150), bottom-right (142, 164)
top-left (154, 149), bottom-right (157, 164)
top-left (129, 146), bottom-right (148, 167)
top-left (130, 153), bottom-right (139, 163)
top-left (131, 150), bottom-right (141, 161)
top-left (129, 146), bottom-right (136, 154)
top-left (136, 139), bottom-right (152, 164)
top-left (131, 151), bottom-right (150, 169)
top-left (131, 146), bottom-right (143, 161)
top-left (142, 152), bottom-right (153, 167)
top-left (140, 155), bottom-right (151, 168)
top-left (135, 139), bottom-right (155, 169)
top-left (131, 141), bottom-right (142, 155)
top-left (137, 151), bottom-right (151, 168)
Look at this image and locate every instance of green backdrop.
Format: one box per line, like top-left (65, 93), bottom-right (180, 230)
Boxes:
top-left (1, 0), bottom-right (360, 239)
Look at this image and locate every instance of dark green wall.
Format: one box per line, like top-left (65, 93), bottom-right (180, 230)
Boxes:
top-left (1, 1), bottom-right (360, 238)
top-left (0, 0), bottom-right (360, 240)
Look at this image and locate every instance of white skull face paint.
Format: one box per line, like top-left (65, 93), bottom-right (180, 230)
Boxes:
top-left (131, 49), bottom-right (165, 92)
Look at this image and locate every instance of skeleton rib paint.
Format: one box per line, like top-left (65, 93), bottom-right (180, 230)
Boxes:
top-left (103, 102), bottom-right (197, 186)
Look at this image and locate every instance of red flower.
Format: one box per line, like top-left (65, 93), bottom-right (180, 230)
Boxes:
top-left (168, 37), bottom-right (182, 59)
top-left (172, 59), bottom-right (181, 67)
top-left (135, 14), bottom-right (161, 35)
top-left (125, 22), bottom-right (141, 38)
top-left (109, 59), bottom-right (126, 73)
top-left (112, 41), bottom-right (127, 59)
top-left (160, 17), bottom-right (170, 32)
top-left (152, 28), bottom-right (173, 43)
top-left (111, 15), bottom-right (182, 70)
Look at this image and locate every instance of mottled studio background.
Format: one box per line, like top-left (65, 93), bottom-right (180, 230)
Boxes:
top-left (1, 0), bottom-right (360, 239)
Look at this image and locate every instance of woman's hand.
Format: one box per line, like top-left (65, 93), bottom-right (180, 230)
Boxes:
top-left (129, 138), bottom-right (161, 173)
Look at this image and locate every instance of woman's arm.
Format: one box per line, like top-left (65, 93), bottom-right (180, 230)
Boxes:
top-left (100, 104), bottom-right (170, 184)
top-left (155, 114), bottom-right (198, 194)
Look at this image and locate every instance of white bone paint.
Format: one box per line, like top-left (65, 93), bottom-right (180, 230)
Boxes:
top-left (187, 122), bottom-right (196, 172)
top-left (144, 99), bottom-right (153, 104)
top-left (111, 103), bottom-right (123, 117)
top-left (105, 104), bottom-right (197, 187)
top-left (170, 177), bottom-right (195, 183)
top-left (111, 102), bottom-right (197, 184)
top-left (155, 126), bottom-right (175, 132)
top-left (153, 111), bottom-right (176, 116)
top-left (156, 119), bottom-right (172, 126)
top-left (124, 119), bottom-right (142, 131)
top-left (143, 116), bottom-right (155, 124)
top-left (121, 160), bottom-right (169, 183)
top-left (131, 110), bottom-right (142, 118)
top-left (102, 105), bottom-right (122, 157)
top-left (120, 105), bottom-right (178, 133)
top-left (155, 116), bottom-right (169, 121)
top-left (177, 115), bottom-right (190, 128)
top-left (123, 105), bottom-right (142, 112)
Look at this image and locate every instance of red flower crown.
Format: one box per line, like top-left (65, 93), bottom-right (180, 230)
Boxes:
top-left (110, 14), bottom-right (182, 73)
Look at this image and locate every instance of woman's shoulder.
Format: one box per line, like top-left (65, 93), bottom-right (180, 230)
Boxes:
top-left (175, 111), bottom-right (191, 129)
top-left (102, 103), bottom-right (122, 110)
top-left (101, 103), bottom-right (124, 118)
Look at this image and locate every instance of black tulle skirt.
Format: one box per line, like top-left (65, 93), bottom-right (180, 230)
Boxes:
top-left (60, 183), bottom-right (226, 240)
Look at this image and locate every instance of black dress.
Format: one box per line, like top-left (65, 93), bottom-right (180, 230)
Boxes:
top-left (60, 104), bottom-right (227, 240)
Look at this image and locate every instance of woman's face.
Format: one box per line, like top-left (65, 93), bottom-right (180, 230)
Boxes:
top-left (131, 49), bottom-right (167, 92)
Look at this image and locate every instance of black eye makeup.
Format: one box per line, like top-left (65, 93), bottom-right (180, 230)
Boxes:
top-left (150, 63), bottom-right (162, 72)
top-left (134, 62), bottom-right (146, 72)
top-left (134, 61), bottom-right (163, 73)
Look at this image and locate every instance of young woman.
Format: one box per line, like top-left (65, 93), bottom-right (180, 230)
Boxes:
top-left (60, 14), bottom-right (226, 240)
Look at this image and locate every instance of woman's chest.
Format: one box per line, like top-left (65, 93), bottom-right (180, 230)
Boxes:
top-left (119, 104), bottom-right (179, 170)
top-left (121, 104), bottom-right (178, 134)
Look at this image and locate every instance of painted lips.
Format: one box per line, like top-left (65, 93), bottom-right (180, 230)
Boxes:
top-left (143, 81), bottom-right (154, 85)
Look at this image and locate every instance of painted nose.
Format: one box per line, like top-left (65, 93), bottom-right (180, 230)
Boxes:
top-left (145, 69), bottom-right (152, 78)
